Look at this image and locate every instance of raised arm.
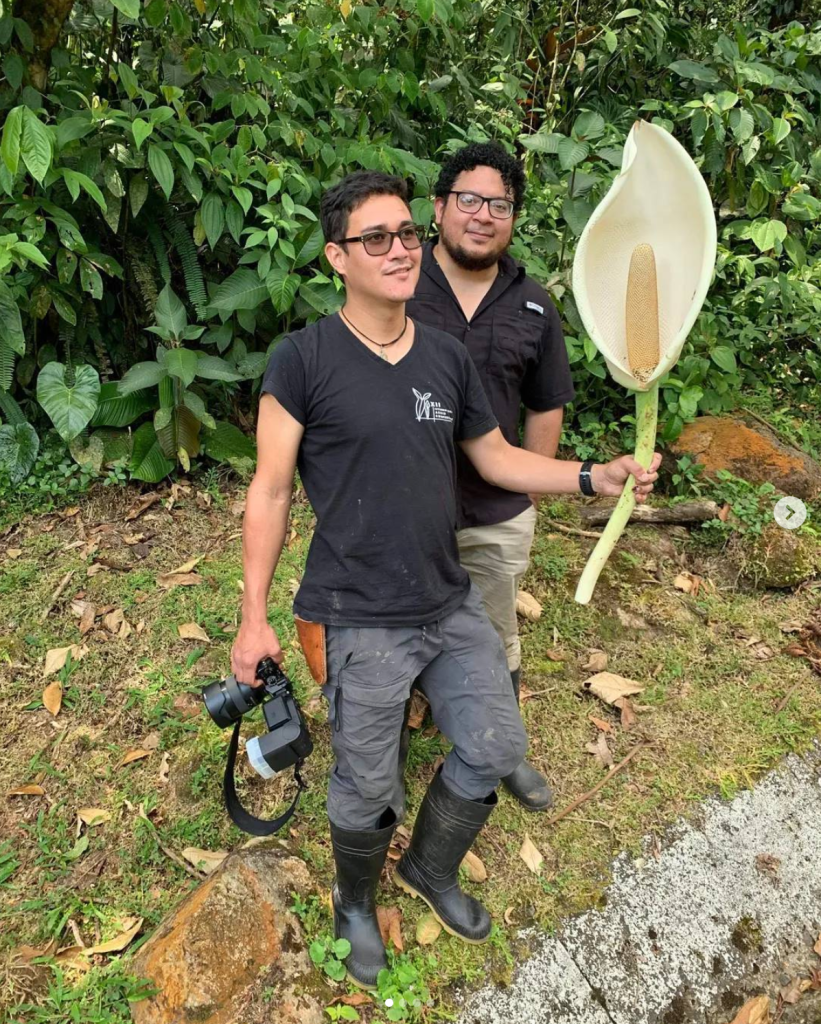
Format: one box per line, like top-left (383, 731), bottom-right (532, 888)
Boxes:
top-left (460, 427), bottom-right (660, 500)
top-left (231, 394), bottom-right (304, 685)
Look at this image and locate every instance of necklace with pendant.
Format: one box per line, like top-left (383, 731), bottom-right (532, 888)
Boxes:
top-left (341, 309), bottom-right (408, 361)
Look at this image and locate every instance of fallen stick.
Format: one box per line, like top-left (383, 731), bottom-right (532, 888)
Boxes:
top-left (578, 500), bottom-right (718, 526)
top-left (546, 521), bottom-right (603, 540)
top-left (774, 682), bottom-right (802, 715)
top-left (545, 743), bottom-right (648, 828)
top-left (41, 570), bottom-right (76, 621)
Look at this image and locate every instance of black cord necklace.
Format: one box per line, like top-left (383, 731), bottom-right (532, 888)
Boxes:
top-left (340, 308), bottom-right (408, 360)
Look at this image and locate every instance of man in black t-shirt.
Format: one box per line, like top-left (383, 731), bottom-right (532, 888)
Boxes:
top-left (407, 142), bottom-right (575, 812)
top-left (231, 171), bottom-right (659, 990)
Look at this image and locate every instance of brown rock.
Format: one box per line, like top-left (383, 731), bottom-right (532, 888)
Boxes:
top-left (131, 846), bottom-right (324, 1024)
top-left (670, 415), bottom-right (821, 499)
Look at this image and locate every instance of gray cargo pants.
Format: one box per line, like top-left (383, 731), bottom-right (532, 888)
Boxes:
top-left (322, 584), bottom-right (528, 831)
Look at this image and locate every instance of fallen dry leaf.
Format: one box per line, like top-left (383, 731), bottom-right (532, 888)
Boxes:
top-left (7, 784), bottom-right (46, 797)
top-left (519, 835), bottom-right (543, 875)
top-left (718, 503), bottom-right (731, 522)
top-left (584, 672), bottom-right (644, 705)
top-left (407, 690), bottom-right (430, 730)
top-left (103, 608), bottom-right (124, 633)
top-left (43, 680), bottom-right (63, 717)
top-left (44, 644), bottom-right (88, 676)
top-left (585, 731), bottom-right (614, 769)
top-left (616, 608), bottom-right (650, 631)
top-left (119, 749), bottom-right (151, 768)
top-left (158, 752), bottom-right (171, 785)
top-left (673, 572), bottom-right (702, 596)
top-left (125, 493), bottom-right (159, 521)
top-left (157, 572), bottom-right (204, 590)
top-left (779, 977), bottom-right (806, 1005)
top-left (728, 994), bottom-right (770, 1024)
top-left (754, 853), bottom-right (781, 878)
top-left (330, 992), bottom-right (373, 1007)
top-left (169, 555), bottom-right (204, 575)
top-left (178, 622), bottom-right (210, 643)
top-left (415, 913), bottom-right (442, 946)
top-left (461, 850), bottom-right (487, 883)
top-left (181, 847), bottom-right (228, 874)
top-left (589, 715), bottom-right (613, 734)
top-left (6, 547), bottom-right (22, 558)
top-left (230, 500), bottom-right (246, 516)
top-left (583, 649), bottom-right (608, 673)
top-left (119, 619), bottom-right (132, 640)
top-left (515, 590), bottom-right (542, 622)
top-left (78, 807), bottom-right (111, 826)
top-left (814, 932), bottom-right (821, 957)
top-left (79, 603), bottom-right (96, 635)
top-left (503, 906), bottom-right (517, 926)
top-left (615, 696), bottom-right (637, 731)
top-left (82, 917), bottom-right (143, 956)
top-left (376, 906), bottom-right (403, 951)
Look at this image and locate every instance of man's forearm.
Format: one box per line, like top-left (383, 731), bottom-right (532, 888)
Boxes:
top-left (480, 443), bottom-right (605, 496)
top-left (523, 407), bottom-right (564, 503)
top-left (240, 475), bottom-right (292, 627)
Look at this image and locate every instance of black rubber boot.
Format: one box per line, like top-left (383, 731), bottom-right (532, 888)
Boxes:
top-left (394, 769), bottom-right (495, 943)
top-left (330, 810), bottom-right (396, 989)
top-left (501, 668), bottom-right (554, 812)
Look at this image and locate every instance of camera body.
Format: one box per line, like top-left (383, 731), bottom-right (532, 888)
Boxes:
top-left (201, 657), bottom-right (313, 780)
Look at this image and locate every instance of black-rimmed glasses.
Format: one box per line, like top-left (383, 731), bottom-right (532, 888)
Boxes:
top-left (337, 224), bottom-right (427, 256)
top-left (449, 191), bottom-right (515, 220)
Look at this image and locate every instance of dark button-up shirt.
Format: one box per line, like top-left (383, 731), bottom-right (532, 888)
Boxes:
top-left (406, 241), bottom-right (576, 529)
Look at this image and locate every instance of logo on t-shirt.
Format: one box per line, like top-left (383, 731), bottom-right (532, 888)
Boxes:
top-left (413, 388), bottom-right (454, 423)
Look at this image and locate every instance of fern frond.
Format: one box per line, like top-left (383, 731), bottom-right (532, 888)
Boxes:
top-left (146, 221), bottom-right (172, 285)
top-left (0, 340), bottom-right (15, 392)
top-left (169, 216), bottom-right (208, 321)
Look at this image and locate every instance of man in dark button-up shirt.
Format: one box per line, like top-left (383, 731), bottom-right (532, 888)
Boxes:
top-left (407, 142), bottom-right (575, 812)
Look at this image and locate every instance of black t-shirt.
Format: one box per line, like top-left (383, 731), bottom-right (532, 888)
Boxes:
top-left (407, 242), bottom-right (576, 529)
top-left (261, 314), bottom-right (498, 627)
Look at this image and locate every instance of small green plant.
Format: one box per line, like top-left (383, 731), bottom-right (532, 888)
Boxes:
top-left (325, 1004), bottom-right (360, 1021)
top-left (6, 963), bottom-right (156, 1024)
top-left (669, 455), bottom-right (707, 498)
top-left (290, 892), bottom-right (326, 934)
top-left (375, 951), bottom-right (433, 1022)
top-left (309, 934), bottom-right (351, 982)
top-left (699, 471), bottom-right (779, 543)
top-left (0, 840), bottom-right (19, 886)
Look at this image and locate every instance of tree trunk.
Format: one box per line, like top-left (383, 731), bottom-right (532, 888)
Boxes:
top-left (12, 0), bottom-right (76, 92)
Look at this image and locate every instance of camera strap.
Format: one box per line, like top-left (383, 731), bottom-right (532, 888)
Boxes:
top-left (223, 722), bottom-right (307, 836)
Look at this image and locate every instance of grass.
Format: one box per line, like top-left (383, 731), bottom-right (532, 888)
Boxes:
top-left (0, 483), bottom-right (820, 1022)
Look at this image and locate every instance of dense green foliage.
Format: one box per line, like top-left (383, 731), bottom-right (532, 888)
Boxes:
top-left (0, 0), bottom-right (819, 486)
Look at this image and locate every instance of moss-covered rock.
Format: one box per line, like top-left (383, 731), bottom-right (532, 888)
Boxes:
top-left (743, 522), bottom-right (820, 589)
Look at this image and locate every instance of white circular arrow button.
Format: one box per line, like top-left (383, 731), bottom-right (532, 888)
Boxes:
top-left (774, 496), bottom-right (807, 530)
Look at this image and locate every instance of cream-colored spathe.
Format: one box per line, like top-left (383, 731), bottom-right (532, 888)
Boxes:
top-left (572, 120), bottom-right (717, 392)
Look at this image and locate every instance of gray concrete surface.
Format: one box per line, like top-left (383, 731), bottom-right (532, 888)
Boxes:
top-left (459, 746), bottom-right (821, 1024)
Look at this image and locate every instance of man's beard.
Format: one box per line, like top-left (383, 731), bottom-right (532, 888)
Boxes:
top-left (439, 226), bottom-right (510, 271)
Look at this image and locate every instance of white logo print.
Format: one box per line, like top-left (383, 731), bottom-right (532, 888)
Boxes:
top-left (413, 388), bottom-right (454, 423)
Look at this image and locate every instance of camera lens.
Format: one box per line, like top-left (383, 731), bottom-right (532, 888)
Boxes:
top-left (201, 674), bottom-right (263, 728)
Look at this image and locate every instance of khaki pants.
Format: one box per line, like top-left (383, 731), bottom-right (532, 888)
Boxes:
top-left (457, 505), bottom-right (538, 672)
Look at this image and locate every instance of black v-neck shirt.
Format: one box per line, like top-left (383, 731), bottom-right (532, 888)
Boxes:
top-left (261, 314), bottom-right (498, 627)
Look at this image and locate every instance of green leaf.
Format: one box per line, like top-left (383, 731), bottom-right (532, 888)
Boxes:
top-left (36, 363), bottom-right (101, 442)
top-left (148, 145), bottom-right (174, 199)
top-left (129, 422), bottom-right (174, 483)
top-left (202, 193), bottom-right (225, 250)
top-left (182, 390), bottom-right (216, 430)
top-left (194, 355), bottom-right (243, 382)
top-left (110, 0), bottom-right (140, 18)
top-left (332, 938), bottom-right (351, 958)
top-left (209, 269), bottom-right (268, 313)
top-left (132, 118), bottom-right (153, 150)
top-left (710, 346), bottom-right (737, 374)
top-left (52, 293), bottom-right (76, 326)
top-left (13, 241), bottom-right (49, 269)
top-left (155, 284), bottom-right (187, 338)
top-left (266, 269), bottom-right (300, 314)
top-left (308, 942), bottom-right (326, 965)
top-left (615, 7), bottom-right (641, 17)
top-left (21, 108), bottom-right (52, 183)
top-left (231, 186), bottom-right (253, 215)
top-left (417, 0), bottom-right (434, 21)
top-left (746, 180), bottom-right (767, 218)
top-left (0, 422), bottom-right (39, 486)
top-left (668, 60), bottom-right (719, 84)
top-left (519, 132), bottom-right (563, 154)
top-left (154, 406), bottom-right (172, 432)
top-left (558, 137), bottom-right (589, 171)
top-left (729, 107), bottom-right (754, 143)
top-left (90, 382), bottom-right (156, 427)
top-left (770, 117), bottom-right (791, 145)
top-left (0, 279), bottom-right (24, 356)
top-left (118, 361), bottom-right (168, 395)
top-left (562, 198), bottom-right (593, 235)
top-left (337, 1007), bottom-right (359, 1021)
top-left (324, 960), bottom-right (346, 982)
top-left (130, 174), bottom-right (149, 218)
top-left (782, 192), bottom-right (821, 222)
top-left (573, 111), bottom-right (605, 141)
top-left (162, 348), bottom-right (198, 388)
top-left (293, 223), bottom-right (324, 269)
top-left (62, 169), bottom-right (107, 213)
top-left (750, 218), bottom-right (787, 252)
top-left (202, 420), bottom-right (256, 466)
top-left (0, 105), bottom-right (22, 175)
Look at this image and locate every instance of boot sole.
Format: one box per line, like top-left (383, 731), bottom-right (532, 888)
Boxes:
top-left (394, 871), bottom-right (490, 945)
top-left (346, 971), bottom-right (378, 992)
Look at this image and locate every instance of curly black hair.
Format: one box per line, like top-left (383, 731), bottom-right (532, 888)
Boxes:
top-left (434, 142), bottom-right (526, 212)
top-left (320, 171), bottom-right (410, 245)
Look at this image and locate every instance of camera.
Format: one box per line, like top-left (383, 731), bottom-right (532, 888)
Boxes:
top-left (201, 658), bottom-right (313, 835)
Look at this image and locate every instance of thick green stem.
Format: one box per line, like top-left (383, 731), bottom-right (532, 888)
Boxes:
top-left (574, 384), bottom-right (659, 605)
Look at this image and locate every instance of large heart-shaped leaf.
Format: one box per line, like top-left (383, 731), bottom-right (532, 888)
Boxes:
top-left (0, 422), bottom-right (39, 485)
top-left (36, 363), bottom-right (101, 442)
top-left (0, 279), bottom-right (24, 356)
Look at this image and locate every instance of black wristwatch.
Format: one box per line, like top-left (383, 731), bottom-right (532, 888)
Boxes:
top-left (579, 460), bottom-right (596, 497)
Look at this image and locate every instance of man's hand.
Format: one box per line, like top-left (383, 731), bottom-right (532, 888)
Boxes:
top-left (231, 622), bottom-right (284, 687)
top-left (592, 453), bottom-right (662, 502)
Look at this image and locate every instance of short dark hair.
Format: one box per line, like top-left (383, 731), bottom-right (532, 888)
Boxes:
top-left (434, 142), bottom-right (526, 212)
top-left (320, 171), bottom-right (410, 244)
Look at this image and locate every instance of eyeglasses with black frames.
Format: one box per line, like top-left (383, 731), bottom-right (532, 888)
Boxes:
top-left (337, 224), bottom-right (427, 256)
top-left (448, 191), bottom-right (515, 220)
